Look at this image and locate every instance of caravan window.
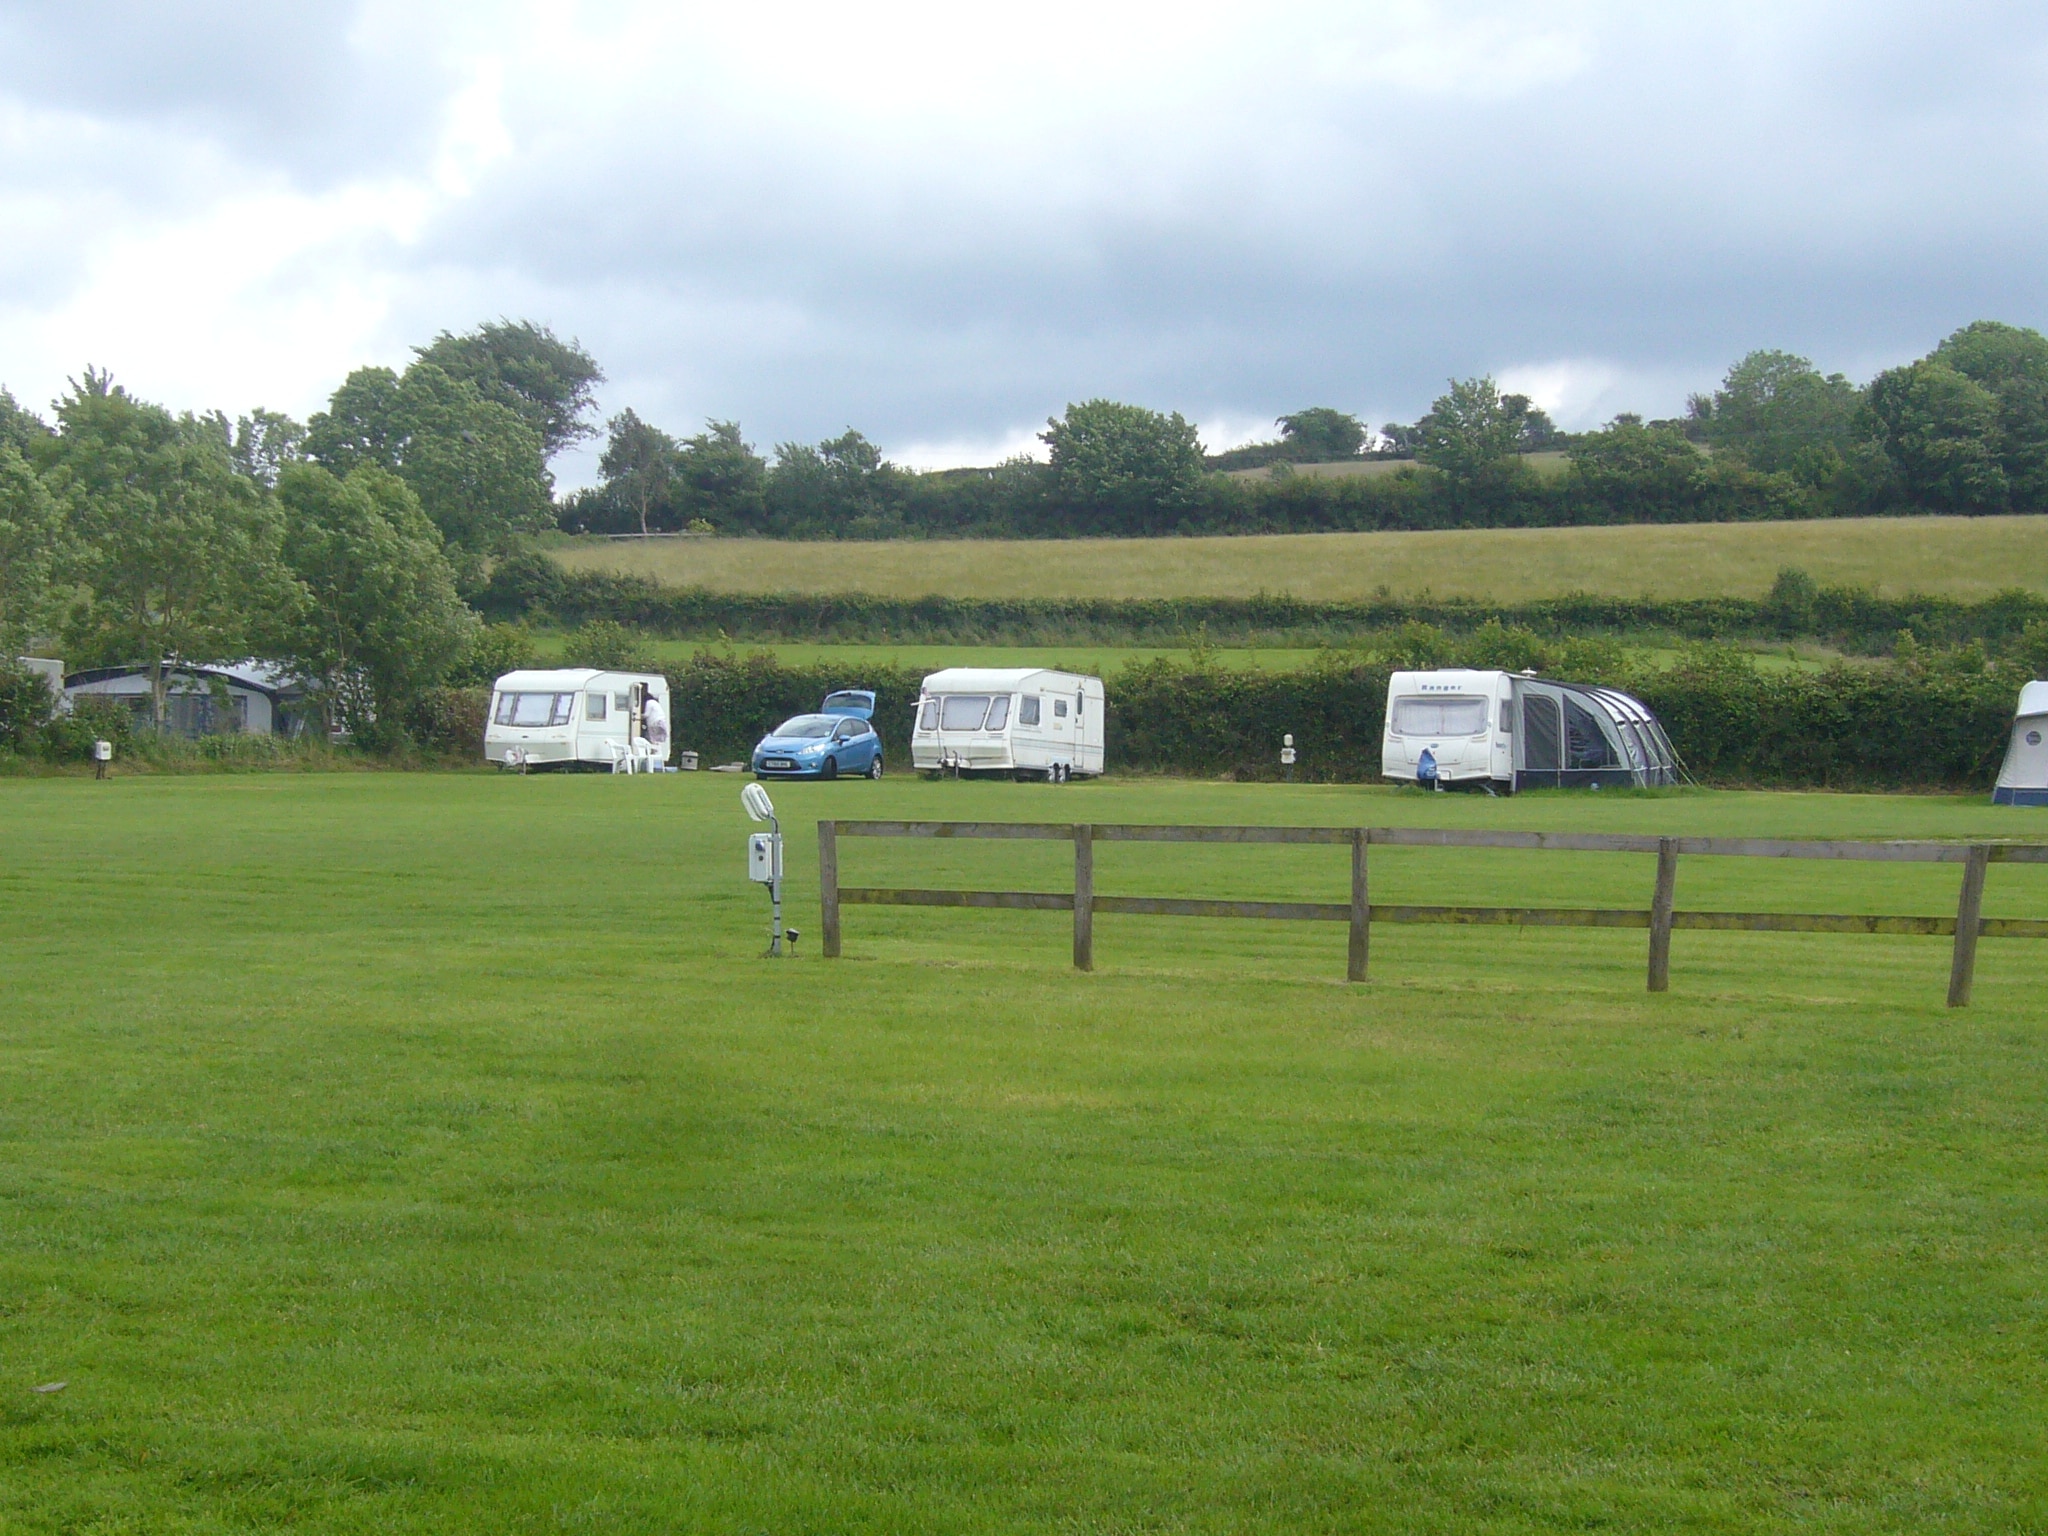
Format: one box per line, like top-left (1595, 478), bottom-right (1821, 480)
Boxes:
top-left (1390, 696), bottom-right (1488, 736)
top-left (1054, 699), bottom-right (1068, 719)
top-left (586, 693), bottom-right (608, 721)
top-left (985, 695), bottom-right (1011, 731)
top-left (496, 692), bottom-right (575, 728)
top-left (918, 698), bottom-right (938, 731)
top-left (939, 695), bottom-right (991, 730)
top-left (1019, 696), bottom-right (1041, 726)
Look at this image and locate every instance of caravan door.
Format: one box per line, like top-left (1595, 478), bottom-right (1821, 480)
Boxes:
top-left (1075, 682), bottom-right (1105, 774)
top-left (1047, 690), bottom-right (1075, 766)
top-left (1518, 689), bottom-right (1562, 790)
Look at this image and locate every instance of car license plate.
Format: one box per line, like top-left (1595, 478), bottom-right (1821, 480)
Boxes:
top-left (763, 758), bottom-right (795, 770)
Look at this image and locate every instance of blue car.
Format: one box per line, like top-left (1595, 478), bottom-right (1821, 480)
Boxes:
top-left (751, 690), bottom-right (884, 780)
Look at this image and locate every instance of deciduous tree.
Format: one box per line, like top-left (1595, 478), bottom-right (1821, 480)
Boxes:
top-left (1930, 321), bottom-right (2048, 508)
top-left (1697, 350), bottom-right (1859, 482)
top-left (1414, 377), bottom-right (1523, 482)
top-left (275, 462), bottom-right (475, 743)
top-left (677, 420), bottom-right (768, 530)
top-left (414, 319), bottom-right (604, 461)
top-left (598, 409), bottom-right (678, 537)
top-left (307, 362), bottom-right (553, 578)
top-left (1040, 399), bottom-right (1205, 534)
top-left (1276, 407), bottom-right (1366, 460)
top-left (0, 445), bottom-right (64, 655)
top-left (1864, 361), bottom-right (2008, 512)
top-left (43, 371), bottom-right (299, 725)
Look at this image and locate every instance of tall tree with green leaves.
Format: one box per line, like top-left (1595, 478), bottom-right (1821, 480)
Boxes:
top-left (41, 371), bottom-right (300, 725)
top-left (767, 429), bottom-right (898, 535)
top-left (1863, 360), bottom-right (2008, 512)
top-left (0, 445), bottom-right (64, 655)
top-left (0, 387), bottom-right (52, 456)
top-left (1414, 377), bottom-right (1523, 482)
top-left (275, 463), bottom-right (475, 743)
top-left (306, 362), bottom-right (553, 580)
top-left (676, 420), bottom-right (768, 530)
top-left (1276, 407), bottom-right (1366, 460)
top-left (227, 408), bottom-right (308, 489)
top-left (1694, 350), bottom-right (1859, 481)
top-left (414, 320), bottom-right (604, 462)
top-left (598, 408), bottom-right (678, 536)
top-left (1040, 400), bottom-right (1205, 534)
top-left (1930, 321), bottom-right (2048, 507)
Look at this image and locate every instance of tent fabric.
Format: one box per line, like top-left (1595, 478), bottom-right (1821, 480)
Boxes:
top-left (1993, 681), bottom-right (2048, 805)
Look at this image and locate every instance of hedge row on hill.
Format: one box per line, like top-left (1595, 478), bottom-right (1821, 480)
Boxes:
top-left (479, 554), bottom-right (2048, 654)
top-left (417, 651), bottom-right (2020, 790)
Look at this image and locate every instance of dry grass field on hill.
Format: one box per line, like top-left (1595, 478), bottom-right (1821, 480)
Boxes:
top-left (551, 514), bottom-right (2048, 603)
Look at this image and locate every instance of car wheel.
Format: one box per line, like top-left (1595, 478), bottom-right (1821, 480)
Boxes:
top-left (822, 756), bottom-right (838, 780)
top-left (867, 755), bottom-right (883, 779)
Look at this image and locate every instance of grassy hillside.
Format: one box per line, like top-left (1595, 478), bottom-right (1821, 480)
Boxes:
top-left (5, 773), bottom-right (2047, 1529)
top-left (1221, 450), bottom-right (1572, 483)
top-left (550, 513), bottom-right (2048, 602)
top-left (527, 635), bottom-right (1834, 675)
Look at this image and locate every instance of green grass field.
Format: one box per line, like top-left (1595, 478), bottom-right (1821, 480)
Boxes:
top-left (551, 514), bottom-right (2048, 602)
top-left (529, 635), bottom-right (1834, 675)
top-left (5, 772), bottom-right (2048, 1531)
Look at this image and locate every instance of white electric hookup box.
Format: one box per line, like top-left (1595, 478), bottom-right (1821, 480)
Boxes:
top-left (748, 832), bottom-right (783, 884)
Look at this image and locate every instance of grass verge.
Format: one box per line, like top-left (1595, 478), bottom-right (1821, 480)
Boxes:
top-left (550, 514), bottom-right (2048, 603)
top-left (3, 773), bottom-right (2046, 1531)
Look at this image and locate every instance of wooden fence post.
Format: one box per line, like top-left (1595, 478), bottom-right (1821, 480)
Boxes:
top-left (819, 820), bottom-right (840, 959)
top-left (1647, 837), bottom-right (1679, 993)
top-left (1348, 828), bottom-right (1369, 983)
top-left (1947, 844), bottom-right (1991, 1008)
top-left (1073, 823), bottom-right (1094, 972)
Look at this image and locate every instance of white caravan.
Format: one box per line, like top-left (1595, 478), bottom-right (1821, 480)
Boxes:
top-left (1382, 668), bottom-right (1678, 792)
top-left (486, 668), bottom-right (671, 770)
top-left (1993, 680), bottom-right (2048, 806)
top-left (911, 667), bottom-right (1105, 780)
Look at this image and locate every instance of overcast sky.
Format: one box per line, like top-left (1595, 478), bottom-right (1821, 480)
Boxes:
top-left (4, 1), bottom-right (2046, 486)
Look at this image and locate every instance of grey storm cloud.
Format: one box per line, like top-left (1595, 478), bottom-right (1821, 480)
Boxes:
top-left (3, 1), bottom-right (2047, 478)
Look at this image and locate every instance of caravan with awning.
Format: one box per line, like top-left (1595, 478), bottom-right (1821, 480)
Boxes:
top-left (1993, 681), bottom-right (2048, 806)
top-left (1382, 669), bottom-right (1679, 792)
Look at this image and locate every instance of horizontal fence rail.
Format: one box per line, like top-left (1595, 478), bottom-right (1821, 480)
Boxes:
top-left (817, 822), bottom-right (2048, 1005)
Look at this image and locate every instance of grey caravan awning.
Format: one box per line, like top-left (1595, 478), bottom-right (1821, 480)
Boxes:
top-left (1511, 677), bottom-right (1677, 791)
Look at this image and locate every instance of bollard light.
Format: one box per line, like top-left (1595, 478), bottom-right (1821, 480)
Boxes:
top-left (741, 783), bottom-right (786, 955)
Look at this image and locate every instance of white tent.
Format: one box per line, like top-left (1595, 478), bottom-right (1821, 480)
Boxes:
top-left (1993, 680), bottom-right (2048, 806)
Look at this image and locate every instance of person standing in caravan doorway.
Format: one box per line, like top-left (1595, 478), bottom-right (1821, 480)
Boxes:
top-left (640, 685), bottom-right (669, 750)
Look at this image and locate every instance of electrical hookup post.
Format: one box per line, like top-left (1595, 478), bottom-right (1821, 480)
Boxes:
top-left (741, 783), bottom-right (799, 958)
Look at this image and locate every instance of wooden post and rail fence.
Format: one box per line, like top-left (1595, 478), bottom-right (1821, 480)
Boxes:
top-left (815, 822), bottom-right (2048, 1006)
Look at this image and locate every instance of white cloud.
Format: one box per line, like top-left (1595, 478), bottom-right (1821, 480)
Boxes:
top-left (2, 0), bottom-right (2045, 482)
